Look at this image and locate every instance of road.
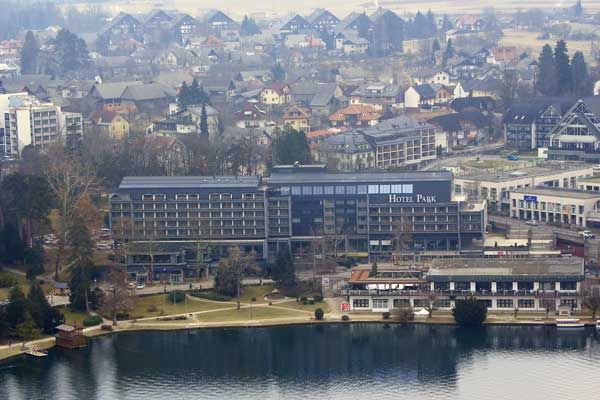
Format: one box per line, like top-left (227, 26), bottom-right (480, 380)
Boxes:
top-left (133, 277), bottom-right (273, 295)
top-left (488, 215), bottom-right (583, 239)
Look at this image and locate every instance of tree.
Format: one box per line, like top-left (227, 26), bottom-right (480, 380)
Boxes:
top-left (69, 260), bottom-right (94, 313)
top-left (571, 51), bottom-right (591, 97)
top-left (314, 308), bottom-right (324, 320)
top-left (452, 297), bottom-right (487, 326)
top-left (0, 224), bottom-right (25, 264)
top-left (536, 44), bottom-right (558, 96)
top-left (272, 127), bottom-right (312, 165)
top-left (574, 0), bottom-right (584, 17)
top-left (554, 40), bottom-right (572, 95)
top-left (214, 247), bottom-right (258, 309)
top-left (0, 173), bottom-right (54, 247)
top-left (20, 31), bottom-right (39, 74)
top-left (442, 39), bottom-right (454, 66)
top-left (102, 268), bottom-right (134, 326)
top-left (14, 315), bottom-right (42, 341)
top-left (27, 282), bottom-right (63, 333)
top-left (581, 283), bottom-right (600, 319)
top-left (200, 103), bottom-right (209, 136)
top-left (25, 241), bottom-right (45, 280)
top-left (441, 15), bottom-right (453, 32)
top-left (369, 262), bottom-right (378, 277)
top-left (271, 63), bottom-right (286, 81)
top-left (501, 68), bottom-right (519, 108)
top-left (425, 291), bottom-right (437, 318)
top-left (6, 285), bottom-right (27, 328)
top-left (240, 15), bottom-right (261, 36)
top-left (52, 29), bottom-right (90, 75)
top-left (272, 248), bottom-right (296, 289)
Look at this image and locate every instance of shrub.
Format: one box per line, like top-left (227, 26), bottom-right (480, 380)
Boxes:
top-left (453, 298), bottom-right (487, 326)
top-left (382, 312), bottom-right (391, 320)
top-left (0, 274), bottom-right (17, 288)
top-left (189, 291), bottom-right (232, 302)
top-left (314, 308), bottom-right (324, 320)
top-left (101, 324), bottom-right (113, 331)
top-left (341, 315), bottom-right (350, 321)
top-left (300, 296), bottom-right (308, 302)
top-left (83, 315), bottom-right (103, 327)
top-left (251, 297), bottom-right (256, 302)
top-left (393, 307), bottom-right (414, 323)
top-left (168, 291), bottom-right (186, 303)
top-left (313, 295), bottom-right (323, 302)
top-left (302, 301), bottom-right (309, 305)
top-left (308, 300), bottom-right (314, 305)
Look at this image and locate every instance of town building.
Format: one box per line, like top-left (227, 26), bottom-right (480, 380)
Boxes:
top-left (234, 103), bottom-right (267, 129)
top-left (504, 99), bottom-right (566, 150)
top-left (509, 187), bottom-right (600, 227)
top-left (90, 110), bottom-right (130, 139)
top-left (260, 82), bottom-right (291, 105)
top-left (428, 111), bottom-right (491, 149)
top-left (548, 99), bottom-right (600, 162)
top-left (109, 168), bottom-right (485, 281)
top-left (349, 82), bottom-right (402, 111)
top-left (282, 105), bottom-right (311, 133)
top-left (0, 92), bottom-right (83, 158)
top-left (306, 9), bottom-right (340, 33)
top-left (454, 164), bottom-right (594, 212)
top-left (342, 258), bottom-right (583, 313)
top-left (328, 104), bottom-right (381, 128)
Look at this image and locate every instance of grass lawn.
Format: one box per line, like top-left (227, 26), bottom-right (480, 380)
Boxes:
top-left (0, 271), bottom-right (50, 300)
top-left (239, 284), bottom-right (275, 304)
top-left (131, 295), bottom-right (232, 319)
top-left (197, 306), bottom-right (304, 323)
top-left (57, 307), bottom-right (90, 327)
top-left (275, 299), bottom-right (330, 313)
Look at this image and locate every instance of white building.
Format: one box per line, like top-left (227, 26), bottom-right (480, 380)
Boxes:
top-left (0, 93), bottom-right (83, 158)
top-left (454, 164), bottom-right (595, 212)
top-left (509, 187), bottom-right (600, 227)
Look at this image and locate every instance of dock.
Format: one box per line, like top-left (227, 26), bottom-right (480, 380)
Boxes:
top-left (24, 345), bottom-right (48, 357)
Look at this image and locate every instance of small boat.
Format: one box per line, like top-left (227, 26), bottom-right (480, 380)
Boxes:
top-left (25, 345), bottom-right (48, 357)
top-left (556, 318), bottom-right (585, 329)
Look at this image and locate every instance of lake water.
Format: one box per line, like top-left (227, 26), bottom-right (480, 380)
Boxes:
top-left (2, 324), bottom-right (600, 400)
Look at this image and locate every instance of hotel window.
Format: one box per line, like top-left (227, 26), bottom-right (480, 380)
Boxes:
top-left (346, 185), bottom-right (356, 195)
top-left (291, 186), bottom-right (302, 195)
top-left (313, 186), bottom-right (323, 195)
top-left (324, 186), bottom-right (334, 195)
top-left (280, 187), bottom-right (290, 195)
top-left (357, 185), bottom-right (368, 194)
top-left (372, 299), bottom-right (388, 309)
top-left (560, 299), bottom-right (577, 308)
top-left (496, 282), bottom-right (513, 291)
top-left (368, 184), bottom-right (379, 194)
top-left (403, 184), bottom-right (413, 194)
top-left (393, 299), bottom-right (410, 308)
top-left (518, 299), bottom-right (535, 308)
top-left (380, 184), bottom-right (391, 194)
top-left (434, 299), bottom-right (451, 308)
top-left (559, 282), bottom-right (577, 291)
top-left (413, 299), bottom-right (429, 308)
top-left (455, 282), bottom-right (470, 291)
top-left (353, 299), bottom-right (369, 308)
top-left (302, 186), bottom-right (312, 195)
top-left (335, 186), bottom-right (345, 195)
top-left (497, 299), bottom-right (513, 308)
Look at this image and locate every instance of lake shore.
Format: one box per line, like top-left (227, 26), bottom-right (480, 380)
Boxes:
top-left (2, 312), bottom-right (597, 362)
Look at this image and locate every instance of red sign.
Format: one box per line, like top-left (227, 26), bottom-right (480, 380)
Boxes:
top-left (340, 303), bottom-right (350, 312)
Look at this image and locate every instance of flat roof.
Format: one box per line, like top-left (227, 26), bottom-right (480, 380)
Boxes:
top-left (459, 164), bottom-right (592, 183)
top-left (119, 176), bottom-right (260, 190)
top-left (579, 176), bottom-right (600, 184)
top-left (511, 187), bottom-right (600, 199)
top-left (428, 258), bottom-right (583, 282)
top-left (268, 171), bottom-right (452, 185)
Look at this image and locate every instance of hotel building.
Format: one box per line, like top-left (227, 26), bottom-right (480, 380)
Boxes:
top-left (109, 166), bottom-right (485, 281)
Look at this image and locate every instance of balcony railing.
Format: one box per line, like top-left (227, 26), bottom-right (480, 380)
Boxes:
top-left (339, 288), bottom-right (579, 298)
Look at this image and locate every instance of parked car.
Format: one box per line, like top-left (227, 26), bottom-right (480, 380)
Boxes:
top-left (507, 154), bottom-right (520, 161)
top-left (136, 283), bottom-right (146, 290)
top-left (525, 220), bottom-right (537, 226)
top-left (578, 230), bottom-right (595, 239)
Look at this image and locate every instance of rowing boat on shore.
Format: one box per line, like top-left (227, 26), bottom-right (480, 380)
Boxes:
top-left (556, 318), bottom-right (585, 329)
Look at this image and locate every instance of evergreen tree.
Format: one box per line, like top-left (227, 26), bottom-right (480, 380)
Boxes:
top-left (272, 127), bottom-right (312, 165)
top-left (356, 12), bottom-right (372, 40)
top-left (272, 248), bottom-right (296, 288)
top-left (536, 44), bottom-right (559, 96)
top-left (0, 224), bottom-right (25, 264)
top-left (27, 282), bottom-right (64, 333)
top-left (369, 262), bottom-right (378, 277)
top-left (271, 63), bottom-right (286, 81)
top-left (240, 15), bottom-right (261, 36)
top-left (53, 29), bottom-right (90, 75)
top-left (554, 40), bottom-right (572, 95)
top-left (452, 297), bottom-right (487, 326)
top-left (571, 51), bottom-right (591, 97)
top-left (574, 0), bottom-right (584, 17)
top-left (20, 31), bottom-right (39, 74)
top-left (69, 260), bottom-right (94, 312)
top-left (6, 285), bottom-right (27, 328)
top-left (426, 10), bottom-right (437, 36)
top-left (441, 15), bottom-right (453, 32)
top-left (25, 241), bottom-right (45, 280)
top-left (200, 103), bottom-right (209, 136)
top-left (178, 81), bottom-right (191, 108)
top-left (442, 39), bottom-right (454, 65)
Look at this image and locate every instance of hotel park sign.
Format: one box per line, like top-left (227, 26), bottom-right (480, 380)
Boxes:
top-left (388, 194), bottom-right (438, 203)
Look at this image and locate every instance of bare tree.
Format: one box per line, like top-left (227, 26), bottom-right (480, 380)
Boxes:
top-left (581, 282), bottom-right (600, 319)
top-left (44, 145), bottom-right (97, 279)
top-left (102, 267), bottom-right (135, 326)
